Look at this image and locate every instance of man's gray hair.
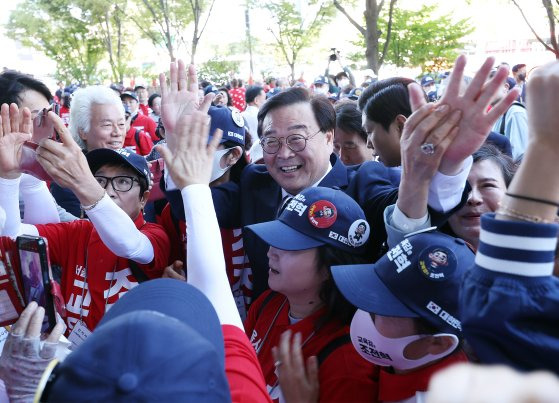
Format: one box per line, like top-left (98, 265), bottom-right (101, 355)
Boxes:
top-left (69, 85), bottom-right (124, 149)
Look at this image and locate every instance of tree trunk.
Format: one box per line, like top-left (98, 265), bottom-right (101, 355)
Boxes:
top-left (290, 63), bottom-right (295, 83)
top-left (364, 0), bottom-right (380, 74)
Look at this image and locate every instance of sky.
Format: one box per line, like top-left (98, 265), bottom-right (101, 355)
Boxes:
top-left (0, 0), bottom-right (554, 88)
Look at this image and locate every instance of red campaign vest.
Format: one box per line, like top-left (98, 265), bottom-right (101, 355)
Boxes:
top-left (244, 291), bottom-right (378, 402)
top-left (37, 214), bottom-right (167, 334)
top-left (123, 126), bottom-right (154, 156)
top-left (131, 113), bottom-right (157, 142)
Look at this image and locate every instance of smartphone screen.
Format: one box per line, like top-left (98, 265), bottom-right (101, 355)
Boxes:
top-left (17, 236), bottom-right (56, 332)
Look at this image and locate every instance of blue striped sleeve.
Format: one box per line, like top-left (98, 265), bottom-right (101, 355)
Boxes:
top-left (475, 213), bottom-right (559, 277)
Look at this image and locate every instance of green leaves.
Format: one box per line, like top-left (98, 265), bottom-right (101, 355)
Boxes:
top-left (256, 0), bottom-right (335, 79)
top-left (380, 4), bottom-right (473, 71)
top-left (346, 2), bottom-right (472, 73)
top-left (7, 0), bottom-right (106, 84)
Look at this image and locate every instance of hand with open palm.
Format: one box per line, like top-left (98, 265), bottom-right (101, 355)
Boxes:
top-left (410, 55), bottom-right (520, 175)
top-left (0, 103), bottom-right (32, 179)
top-left (159, 60), bottom-right (214, 151)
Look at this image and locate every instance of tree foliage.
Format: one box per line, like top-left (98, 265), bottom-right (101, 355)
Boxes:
top-left (334, 0), bottom-right (397, 75)
top-left (77, 0), bottom-right (134, 83)
top-left (254, 0), bottom-right (335, 80)
top-left (198, 57), bottom-right (241, 85)
top-left (127, 0), bottom-right (194, 61)
top-left (6, 0), bottom-right (106, 84)
top-left (353, 4), bottom-right (473, 72)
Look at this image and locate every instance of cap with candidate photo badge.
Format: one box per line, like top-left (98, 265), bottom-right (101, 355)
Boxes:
top-left (245, 187), bottom-right (371, 254)
top-left (208, 106), bottom-right (246, 147)
top-left (331, 230), bottom-right (475, 336)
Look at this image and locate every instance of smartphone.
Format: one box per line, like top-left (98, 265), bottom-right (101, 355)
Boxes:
top-left (16, 236), bottom-right (57, 332)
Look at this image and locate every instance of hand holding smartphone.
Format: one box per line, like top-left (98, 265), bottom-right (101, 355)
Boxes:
top-left (16, 236), bottom-right (57, 332)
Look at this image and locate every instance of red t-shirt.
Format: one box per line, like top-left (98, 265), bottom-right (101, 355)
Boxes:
top-left (123, 126), bottom-right (154, 156)
top-left (245, 291), bottom-right (378, 402)
top-left (36, 214), bottom-right (170, 333)
top-left (229, 87), bottom-right (246, 112)
top-left (131, 113), bottom-right (157, 142)
top-left (139, 103), bottom-right (149, 116)
top-left (377, 351), bottom-right (468, 402)
top-left (159, 204), bottom-right (253, 319)
top-left (223, 324), bottom-right (272, 403)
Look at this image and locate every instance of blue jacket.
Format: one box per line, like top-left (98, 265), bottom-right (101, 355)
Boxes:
top-left (461, 214), bottom-right (559, 372)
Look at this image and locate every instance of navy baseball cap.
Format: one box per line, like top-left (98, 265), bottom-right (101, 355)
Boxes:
top-left (245, 187), bottom-right (371, 254)
top-left (86, 148), bottom-right (150, 187)
top-left (420, 76), bottom-right (435, 87)
top-left (120, 91), bottom-right (139, 102)
top-left (314, 75), bottom-right (329, 85)
top-left (204, 85), bottom-right (219, 95)
top-left (332, 231), bottom-right (475, 335)
top-left (208, 106), bottom-right (245, 147)
top-left (348, 87), bottom-right (363, 100)
top-left (46, 279), bottom-right (230, 402)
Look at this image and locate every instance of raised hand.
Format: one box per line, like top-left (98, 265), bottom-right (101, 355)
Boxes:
top-left (36, 112), bottom-right (103, 205)
top-left (398, 84), bottom-right (461, 219)
top-left (159, 60), bottom-right (214, 150)
top-left (272, 330), bottom-right (319, 403)
top-left (0, 103), bottom-right (32, 179)
top-left (412, 55), bottom-right (520, 175)
top-left (156, 111), bottom-right (222, 189)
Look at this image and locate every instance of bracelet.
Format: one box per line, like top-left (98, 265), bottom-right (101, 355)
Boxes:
top-left (497, 204), bottom-right (555, 224)
top-left (81, 192), bottom-right (106, 211)
top-left (505, 193), bottom-right (559, 208)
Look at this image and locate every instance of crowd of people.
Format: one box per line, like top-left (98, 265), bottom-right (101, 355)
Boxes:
top-left (0, 50), bottom-right (556, 403)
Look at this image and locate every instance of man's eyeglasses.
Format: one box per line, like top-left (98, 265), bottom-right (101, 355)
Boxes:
top-left (95, 175), bottom-right (139, 192)
top-left (260, 129), bottom-right (322, 154)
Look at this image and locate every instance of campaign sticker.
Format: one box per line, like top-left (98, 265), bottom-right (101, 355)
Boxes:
top-left (308, 200), bottom-right (337, 228)
top-left (418, 246), bottom-right (456, 281)
top-left (348, 219), bottom-right (370, 247)
top-left (231, 109), bottom-right (245, 127)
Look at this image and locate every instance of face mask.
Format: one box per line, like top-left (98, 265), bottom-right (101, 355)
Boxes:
top-left (314, 86), bottom-right (328, 95)
top-left (518, 73), bottom-right (526, 82)
top-left (338, 79), bottom-right (349, 88)
top-left (210, 147), bottom-right (235, 182)
top-left (349, 309), bottom-right (459, 371)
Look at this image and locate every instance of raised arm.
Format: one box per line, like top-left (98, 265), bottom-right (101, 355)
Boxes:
top-left (460, 60), bottom-right (559, 372)
top-left (0, 103), bottom-right (39, 237)
top-left (157, 109), bottom-right (243, 329)
top-left (34, 112), bottom-right (154, 263)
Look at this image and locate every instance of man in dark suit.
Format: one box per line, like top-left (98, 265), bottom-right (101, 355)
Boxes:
top-left (162, 56), bottom-right (517, 300)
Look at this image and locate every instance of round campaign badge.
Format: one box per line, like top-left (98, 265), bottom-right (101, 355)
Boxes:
top-left (230, 108), bottom-right (245, 127)
top-left (417, 246), bottom-right (457, 281)
top-left (308, 200), bottom-right (337, 229)
top-left (348, 219), bottom-right (370, 247)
